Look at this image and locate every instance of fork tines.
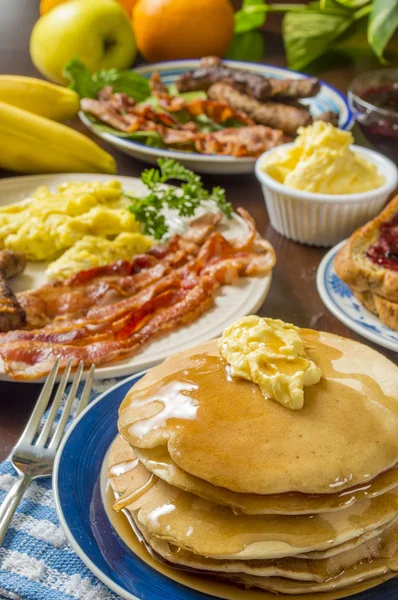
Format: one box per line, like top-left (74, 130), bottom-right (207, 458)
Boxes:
top-left (20, 359), bottom-right (95, 451)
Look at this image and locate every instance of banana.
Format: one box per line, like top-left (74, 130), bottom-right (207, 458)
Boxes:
top-left (0, 75), bottom-right (79, 121)
top-left (0, 101), bottom-right (116, 174)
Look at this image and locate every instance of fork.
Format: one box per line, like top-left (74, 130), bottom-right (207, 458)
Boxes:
top-left (0, 358), bottom-right (95, 546)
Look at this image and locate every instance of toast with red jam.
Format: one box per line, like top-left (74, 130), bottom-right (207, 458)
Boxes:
top-left (334, 195), bottom-right (398, 332)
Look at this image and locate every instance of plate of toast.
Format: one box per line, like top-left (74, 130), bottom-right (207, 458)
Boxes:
top-left (317, 196), bottom-right (398, 352)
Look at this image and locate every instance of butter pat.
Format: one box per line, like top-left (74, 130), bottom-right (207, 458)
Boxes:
top-left (261, 121), bottom-right (385, 195)
top-left (218, 316), bottom-right (321, 410)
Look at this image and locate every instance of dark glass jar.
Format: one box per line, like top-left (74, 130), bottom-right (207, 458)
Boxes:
top-left (348, 69), bottom-right (398, 164)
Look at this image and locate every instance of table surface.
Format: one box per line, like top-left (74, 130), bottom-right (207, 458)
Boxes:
top-left (0, 0), bottom-right (396, 462)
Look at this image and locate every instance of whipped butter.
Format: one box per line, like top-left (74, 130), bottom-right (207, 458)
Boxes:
top-left (218, 316), bottom-right (322, 410)
top-left (261, 121), bottom-right (385, 195)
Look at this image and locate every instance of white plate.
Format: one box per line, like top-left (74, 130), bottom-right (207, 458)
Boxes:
top-left (0, 173), bottom-right (272, 382)
top-left (317, 241), bottom-right (398, 352)
top-left (79, 59), bottom-right (354, 175)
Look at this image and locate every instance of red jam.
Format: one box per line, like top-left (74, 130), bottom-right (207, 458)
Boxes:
top-left (367, 213), bottom-right (398, 271)
top-left (362, 85), bottom-right (398, 112)
top-left (354, 84), bottom-right (398, 164)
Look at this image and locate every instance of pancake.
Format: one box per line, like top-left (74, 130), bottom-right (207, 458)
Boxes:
top-left (225, 550), bottom-right (398, 595)
top-left (134, 445), bottom-right (398, 515)
top-left (107, 438), bottom-right (398, 561)
top-left (110, 435), bottom-right (396, 561)
top-left (118, 331), bottom-right (398, 495)
top-left (127, 509), bottom-right (398, 584)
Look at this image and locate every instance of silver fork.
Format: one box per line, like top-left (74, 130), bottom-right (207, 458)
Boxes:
top-left (0, 358), bottom-right (95, 546)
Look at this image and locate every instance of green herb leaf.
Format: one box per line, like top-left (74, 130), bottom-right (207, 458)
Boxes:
top-left (226, 30), bottom-right (265, 61)
top-left (282, 10), bottom-right (354, 70)
top-left (63, 58), bottom-right (99, 99)
top-left (234, 0), bottom-right (267, 34)
top-left (129, 159), bottom-right (232, 239)
top-left (93, 69), bottom-right (150, 102)
top-left (63, 58), bottom-right (150, 102)
top-left (368, 0), bottom-right (398, 61)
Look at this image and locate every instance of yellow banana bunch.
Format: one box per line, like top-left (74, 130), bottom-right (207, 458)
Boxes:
top-left (0, 75), bottom-right (79, 121)
top-left (0, 101), bottom-right (116, 174)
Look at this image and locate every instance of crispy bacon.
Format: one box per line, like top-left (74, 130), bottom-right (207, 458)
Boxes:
top-left (156, 96), bottom-right (254, 127)
top-left (149, 72), bottom-right (169, 97)
top-left (182, 99), bottom-right (253, 126)
top-left (196, 125), bottom-right (290, 157)
top-left (15, 214), bottom-right (219, 328)
top-left (0, 276), bottom-right (218, 380)
top-left (0, 209), bottom-right (275, 380)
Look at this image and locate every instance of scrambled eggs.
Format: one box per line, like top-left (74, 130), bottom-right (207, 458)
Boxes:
top-left (0, 180), bottom-right (151, 279)
top-left (261, 121), bottom-right (385, 194)
top-left (46, 233), bottom-right (152, 280)
top-left (218, 315), bottom-right (322, 410)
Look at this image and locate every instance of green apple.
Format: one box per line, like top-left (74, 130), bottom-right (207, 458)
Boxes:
top-left (30, 0), bottom-right (137, 84)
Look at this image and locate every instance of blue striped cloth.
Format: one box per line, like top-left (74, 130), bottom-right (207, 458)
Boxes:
top-left (0, 378), bottom-right (122, 600)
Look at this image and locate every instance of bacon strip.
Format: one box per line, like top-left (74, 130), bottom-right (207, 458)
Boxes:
top-left (195, 126), bottom-right (291, 157)
top-left (15, 213), bottom-right (219, 328)
top-left (0, 209), bottom-right (275, 380)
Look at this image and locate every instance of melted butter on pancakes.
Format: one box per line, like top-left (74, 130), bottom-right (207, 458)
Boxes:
top-left (119, 332), bottom-right (398, 495)
top-left (218, 316), bottom-right (321, 410)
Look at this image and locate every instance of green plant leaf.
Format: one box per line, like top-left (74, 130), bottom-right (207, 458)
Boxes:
top-left (63, 58), bottom-right (100, 99)
top-left (93, 69), bottom-right (150, 103)
top-left (63, 58), bottom-right (150, 102)
top-left (334, 0), bottom-right (370, 7)
top-left (234, 0), bottom-right (267, 34)
top-left (282, 10), bottom-right (354, 70)
top-left (226, 30), bottom-right (265, 61)
top-left (368, 0), bottom-right (398, 60)
top-left (318, 0), bottom-right (352, 11)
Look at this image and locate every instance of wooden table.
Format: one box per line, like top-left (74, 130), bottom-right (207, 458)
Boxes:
top-left (0, 0), bottom-right (396, 461)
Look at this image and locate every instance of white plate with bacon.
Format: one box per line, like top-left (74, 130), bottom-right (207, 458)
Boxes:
top-left (0, 174), bottom-right (275, 382)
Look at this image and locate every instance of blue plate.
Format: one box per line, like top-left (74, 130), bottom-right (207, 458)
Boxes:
top-left (53, 372), bottom-right (398, 600)
top-left (317, 241), bottom-right (398, 352)
top-left (79, 60), bottom-right (354, 175)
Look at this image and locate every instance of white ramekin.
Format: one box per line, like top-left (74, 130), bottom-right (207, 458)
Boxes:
top-left (255, 144), bottom-right (398, 247)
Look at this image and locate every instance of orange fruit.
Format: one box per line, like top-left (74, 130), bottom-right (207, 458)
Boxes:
top-left (132, 0), bottom-right (235, 62)
top-left (40, 0), bottom-right (137, 16)
top-left (40, 0), bottom-right (67, 14)
top-left (117, 0), bottom-right (138, 13)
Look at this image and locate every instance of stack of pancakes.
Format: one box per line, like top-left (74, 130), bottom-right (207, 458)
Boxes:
top-left (109, 329), bottom-right (398, 594)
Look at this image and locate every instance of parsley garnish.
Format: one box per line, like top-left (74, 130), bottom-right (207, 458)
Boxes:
top-left (128, 159), bottom-right (233, 239)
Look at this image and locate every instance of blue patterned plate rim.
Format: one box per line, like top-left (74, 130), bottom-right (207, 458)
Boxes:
top-left (80, 59), bottom-right (354, 162)
top-left (53, 369), bottom-right (398, 600)
top-left (317, 241), bottom-right (398, 352)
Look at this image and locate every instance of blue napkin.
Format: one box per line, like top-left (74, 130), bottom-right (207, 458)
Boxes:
top-left (0, 378), bottom-right (123, 600)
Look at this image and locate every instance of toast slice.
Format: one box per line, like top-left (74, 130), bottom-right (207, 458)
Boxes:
top-left (334, 195), bottom-right (398, 331)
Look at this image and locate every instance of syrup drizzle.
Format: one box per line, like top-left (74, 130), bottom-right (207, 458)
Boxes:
top-left (113, 474), bottom-right (156, 511)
